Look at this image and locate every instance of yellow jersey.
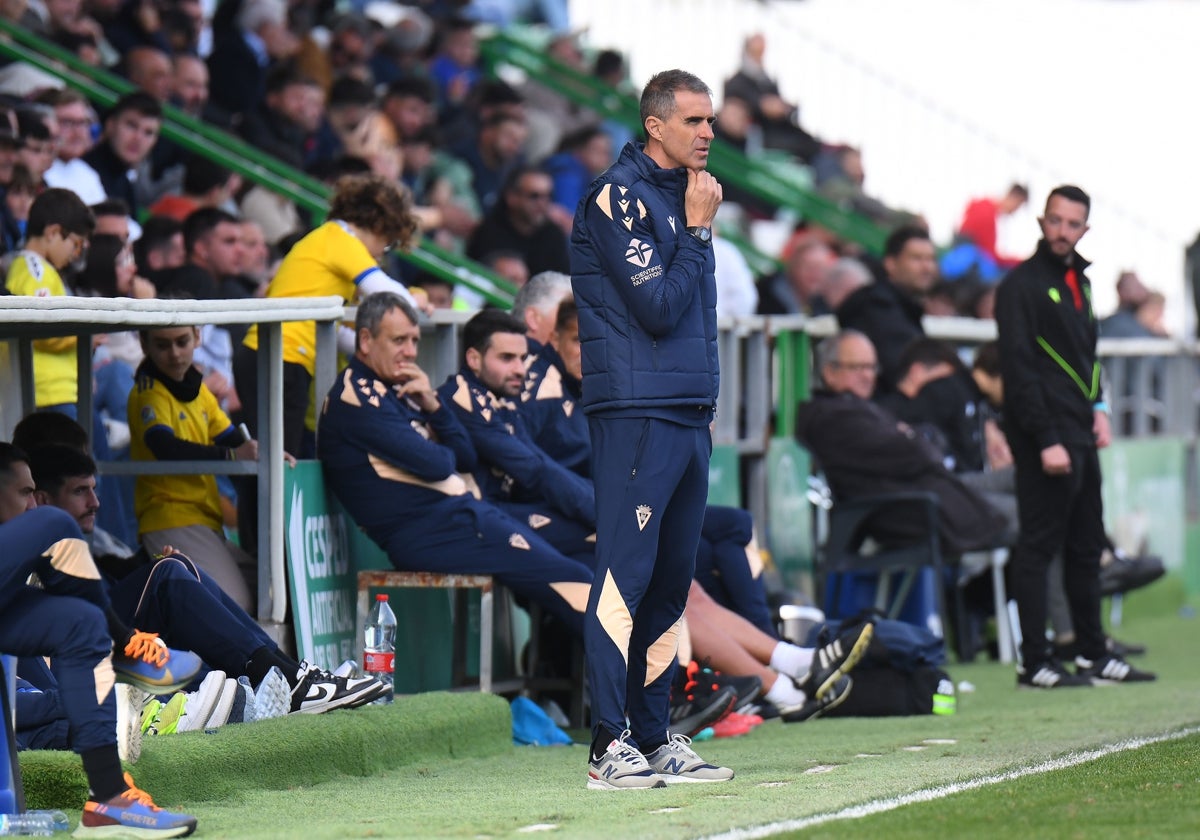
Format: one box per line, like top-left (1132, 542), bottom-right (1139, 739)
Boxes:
top-left (128, 368), bottom-right (233, 535)
top-left (5, 251), bottom-right (77, 407)
top-left (242, 221), bottom-right (376, 377)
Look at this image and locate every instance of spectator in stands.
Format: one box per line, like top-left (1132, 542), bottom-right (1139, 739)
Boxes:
top-left (88, 200), bottom-right (134, 247)
top-left (756, 239), bottom-right (836, 315)
top-left (0, 121), bottom-right (21, 196)
top-left (237, 218), bottom-right (272, 294)
top-left (835, 224), bottom-right (936, 394)
top-left (148, 156), bottom-right (241, 221)
top-left (133, 214), bottom-right (185, 274)
top-left (315, 76), bottom-right (376, 166)
top-left (957, 183), bottom-right (1028, 269)
top-left (399, 124), bottom-right (481, 250)
top-left (409, 272), bottom-right (456, 309)
top-left (317, 291), bottom-right (593, 633)
top-left (234, 173), bottom-right (421, 460)
top-left (1136, 290), bottom-right (1169, 336)
top-left (123, 45), bottom-right (173, 104)
top-left (455, 110), bottom-right (528, 213)
top-left (341, 110), bottom-right (404, 182)
top-left (0, 443), bottom-right (201, 838)
top-left (724, 33), bottom-right (821, 164)
top-left (14, 108), bottom-right (57, 188)
top-left (1100, 270), bottom-right (1152, 337)
top-left (588, 49), bottom-right (635, 153)
top-left (459, 0), bottom-right (571, 31)
top-left (94, 0), bottom-right (172, 55)
top-left (170, 53), bottom-right (231, 129)
top-left (812, 145), bottom-right (922, 229)
top-left (37, 87), bottom-right (106, 205)
top-left (820, 259), bottom-right (875, 321)
top-left (466, 165), bottom-right (570, 276)
top-left (240, 66), bottom-right (325, 169)
top-left (28, 443), bottom-right (387, 715)
top-left (38, 0), bottom-right (108, 65)
top-left (481, 248), bottom-right (530, 293)
top-left (83, 91), bottom-right (163, 218)
top-left (326, 12), bottom-right (376, 83)
top-left (519, 33), bottom-right (598, 162)
top-left (4, 188), bottom-right (94, 413)
top-left (365, 5), bottom-right (434, 85)
top-left (429, 17), bottom-right (483, 120)
top-left (381, 77), bottom-right (437, 143)
top-left (149, 207), bottom-right (242, 301)
top-left (0, 163), bottom-right (36, 253)
top-left (543, 125), bottom-right (613, 228)
top-left (128, 323), bottom-right (260, 609)
top-left (208, 0), bottom-right (297, 120)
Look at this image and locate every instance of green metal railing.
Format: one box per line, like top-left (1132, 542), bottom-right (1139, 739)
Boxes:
top-left (480, 30), bottom-right (890, 255)
top-left (0, 20), bottom-right (519, 307)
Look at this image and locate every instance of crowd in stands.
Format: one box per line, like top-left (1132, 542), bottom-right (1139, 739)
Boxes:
top-left (0, 0), bottom-right (1176, 820)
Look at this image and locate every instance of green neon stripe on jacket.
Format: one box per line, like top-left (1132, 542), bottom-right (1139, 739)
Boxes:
top-left (1036, 336), bottom-right (1100, 399)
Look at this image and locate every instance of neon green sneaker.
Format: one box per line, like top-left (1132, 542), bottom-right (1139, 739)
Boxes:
top-left (144, 693), bottom-right (187, 736)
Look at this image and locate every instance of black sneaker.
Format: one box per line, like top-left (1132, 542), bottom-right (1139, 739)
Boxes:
top-left (1016, 660), bottom-right (1093, 688)
top-left (781, 675), bottom-right (853, 722)
top-left (799, 622), bottom-right (874, 701)
top-left (696, 664), bottom-right (762, 710)
top-left (668, 661), bottom-right (737, 737)
top-left (1107, 636), bottom-right (1147, 658)
top-left (1074, 655), bottom-right (1156, 684)
top-left (290, 661), bottom-right (389, 714)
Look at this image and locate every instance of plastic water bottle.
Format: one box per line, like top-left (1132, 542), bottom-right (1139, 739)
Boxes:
top-left (0, 810), bottom-right (70, 835)
top-left (363, 593), bottom-right (396, 704)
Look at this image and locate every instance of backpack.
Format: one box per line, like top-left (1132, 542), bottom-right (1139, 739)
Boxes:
top-left (805, 608), bottom-right (956, 716)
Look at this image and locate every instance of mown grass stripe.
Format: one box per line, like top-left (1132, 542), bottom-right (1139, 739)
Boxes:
top-left (698, 725), bottom-right (1200, 840)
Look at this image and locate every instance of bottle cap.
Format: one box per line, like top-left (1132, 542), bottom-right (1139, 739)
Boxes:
top-left (376, 593), bottom-right (388, 601)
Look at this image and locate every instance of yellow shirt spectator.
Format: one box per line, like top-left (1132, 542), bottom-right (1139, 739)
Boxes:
top-left (5, 251), bottom-right (78, 407)
top-left (128, 369), bottom-right (233, 535)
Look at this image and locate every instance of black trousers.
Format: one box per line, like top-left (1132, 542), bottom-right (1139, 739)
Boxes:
top-left (1007, 430), bottom-right (1107, 667)
top-left (231, 345), bottom-right (314, 557)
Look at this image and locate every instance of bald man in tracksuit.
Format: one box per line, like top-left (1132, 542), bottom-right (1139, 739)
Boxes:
top-left (570, 69), bottom-right (731, 789)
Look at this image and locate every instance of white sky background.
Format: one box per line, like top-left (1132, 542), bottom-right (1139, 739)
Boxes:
top-left (568, 0), bottom-right (1200, 333)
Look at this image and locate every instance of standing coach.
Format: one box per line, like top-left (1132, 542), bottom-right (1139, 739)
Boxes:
top-left (570, 69), bottom-right (731, 790)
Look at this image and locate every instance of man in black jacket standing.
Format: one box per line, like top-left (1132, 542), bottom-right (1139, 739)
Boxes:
top-left (995, 185), bottom-right (1154, 689)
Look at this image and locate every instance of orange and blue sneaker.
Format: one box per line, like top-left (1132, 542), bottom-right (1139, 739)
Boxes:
top-left (74, 772), bottom-right (197, 838)
top-left (113, 631), bottom-right (202, 694)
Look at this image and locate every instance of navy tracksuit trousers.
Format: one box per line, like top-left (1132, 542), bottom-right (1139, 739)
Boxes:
top-left (694, 505), bottom-right (776, 637)
top-left (382, 497), bottom-right (594, 635)
top-left (0, 507), bottom-right (116, 754)
top-left (586, 416), bottom-right (710, 746)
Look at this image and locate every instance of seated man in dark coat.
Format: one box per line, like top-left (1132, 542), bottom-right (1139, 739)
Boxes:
top-left (795, 329), bottom-right (1007, 555)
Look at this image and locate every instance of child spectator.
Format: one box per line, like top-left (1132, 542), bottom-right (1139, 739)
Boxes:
top-left (128, 324), bottom-right (260, 610)
top-left (4, 188), bottom-right (94, 413)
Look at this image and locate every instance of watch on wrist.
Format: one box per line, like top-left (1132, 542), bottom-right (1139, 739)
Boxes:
top-left (685, 225), bottom-right (712, 244)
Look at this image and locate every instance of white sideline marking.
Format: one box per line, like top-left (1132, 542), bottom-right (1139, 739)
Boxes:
top-left (517, 824), bottom-right (558, 833)
top-left (698, 726), bottom-right (1200, 840)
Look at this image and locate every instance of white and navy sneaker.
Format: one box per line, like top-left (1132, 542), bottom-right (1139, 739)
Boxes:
top-left (587, 730), bottom-right (666, 790)
top-left (1016, 660), bottom-right (1093, 689)
top-left (1075, 655), bottom-right (1156, 684)
top-left (289, 661), bottom-right (388, 714)
top-left (644, 734), bottom-right (734, 784)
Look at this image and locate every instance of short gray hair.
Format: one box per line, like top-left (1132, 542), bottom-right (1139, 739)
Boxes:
top-left (355, 292), bottom-right (418, 351)
top-left (640, 69), bottom-right (711, 130)
top-left (511, 271), bottom-right (572, 322)
top-left (814, 329), bottom-right (869, 385)
top-left (238, 0), bottom-right (287, 32)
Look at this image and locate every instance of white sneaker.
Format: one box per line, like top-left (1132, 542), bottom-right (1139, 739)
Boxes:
top-left (586, 730), bottom-right (667, 790)
top-left (253, 666), bottom-right (291, 720)
top-left (644, 734), bottom-right (734, 783)
top-left (115, 684), bottom-right (145, 763)
top-left (176, 670), bottom-right (226, 732)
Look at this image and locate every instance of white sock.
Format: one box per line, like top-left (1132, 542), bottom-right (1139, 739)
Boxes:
top-left (764, 671), bottom-right (807, 708)
top-left (769, 641), bottom-right (813, 680)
